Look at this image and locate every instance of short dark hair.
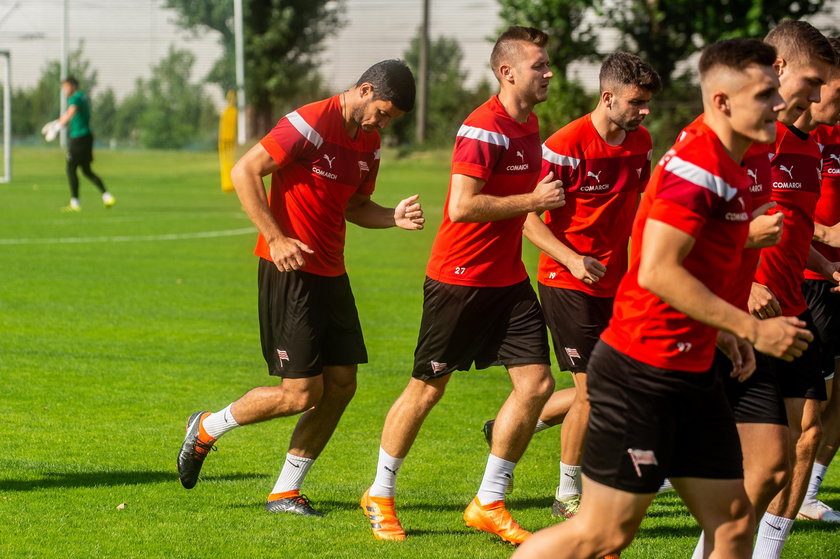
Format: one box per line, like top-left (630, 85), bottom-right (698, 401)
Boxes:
top-left (765, 19), bottom-right (836, 67)
top-left (699, 38), bottom-right (777, 78)
top-left (61, 76), bottom-right (79, 88)
top-left (356, 59), bottom-right (416, 112)
top-left (490, 26), bottom-right (548, 79)
top-left (599, 52), bottom-right (662, 94)
top-left (828, 36), bottom-right (840, 67)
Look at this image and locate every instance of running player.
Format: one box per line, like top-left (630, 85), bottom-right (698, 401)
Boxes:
top-left (801, 45), bottom-right (840, 520)
top-left (176, 60), bottom-right (423, 517)
top-left (360, 26), bottom-right (563, 545)
top-left (513, 38), bottom-right (812, 559)
top-left (524, 52), bottom-right (661, 518)
top-left (752, 24), bottom-right (838, 559)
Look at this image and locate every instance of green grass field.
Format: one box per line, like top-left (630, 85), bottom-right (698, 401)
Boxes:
top-left (1, 146), bottom-right (837, 558)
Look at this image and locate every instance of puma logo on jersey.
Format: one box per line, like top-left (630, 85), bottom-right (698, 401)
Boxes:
top-left (636, 168), bottom-right (642, 178)
top-left (516, 150), bottom-right (525, 163)
top-left (586, 170), bottom-right (603, 181)
top-left (779, 164), bottom-right (794, 179)
top-left (322, 154), bottom-right (336, 169)
top-left (507, 150), bottom-right (529, 171)
top-left (747, 169), bottom-right (758, 184)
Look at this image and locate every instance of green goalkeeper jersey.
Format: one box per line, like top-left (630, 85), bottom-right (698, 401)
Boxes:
top-left (67, 90), bottom-right (91, 138)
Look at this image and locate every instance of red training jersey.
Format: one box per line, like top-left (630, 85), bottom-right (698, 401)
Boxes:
top-left (601, 122), bottom-right (752, 372)
top-left (679, 114), bottom-right (774, 309)
top-left (426, 95), bottom-right (542, 287)
top-left (754, 122), bottom-right (822, 314)
top-left (804, 124), bottom-right (840, 280)
top-left (537, 113), bottom-right (652, 297)
top-left (256, 95), bottom-right (381, 277)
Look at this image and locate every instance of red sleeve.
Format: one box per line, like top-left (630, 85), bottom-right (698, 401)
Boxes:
top-left (259, 114), bottom-right (317, 169)
top-left (358, 151), bottom-right (380, 196)
top-left (451, 136), bottom-right (503, 181)
top-left (649, 171), bottom-right (715, 237)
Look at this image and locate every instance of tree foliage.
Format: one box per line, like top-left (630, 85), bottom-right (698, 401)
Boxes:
top-left (164, 0), bottom-right (345, 135)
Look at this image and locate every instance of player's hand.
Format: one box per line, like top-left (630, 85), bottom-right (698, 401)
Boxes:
top-left (567, 255), bottom-right (606, 285)
top-left (716, 331), bottom-right (756, 382)
top-left (41, 120), bottom-right (62, 142)
top-left (269, 236), bottom-right (314, 272)
top-left (748, 282), bottom-right (781, 319)
top-left (531, 171), bottom-right (564, 212)
top-left (820, 261), bottom-right (840, 291)
top-left (746, 202), bottom-right (783, 248)
top-left (394, 194), bottom-right (425, 230)
top-left (752, 316), bottom-right (813, 362)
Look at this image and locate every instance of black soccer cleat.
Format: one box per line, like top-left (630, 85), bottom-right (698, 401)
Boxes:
top-left (177, 411), bottom-right (215, 489)
top-left (265, 493), bottom-right (325, 517)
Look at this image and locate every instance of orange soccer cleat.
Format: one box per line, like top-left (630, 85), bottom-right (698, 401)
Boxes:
top-left (360, 488), bottom-right (406, 541)
top-left (463, 497), bottom-right (531, 545)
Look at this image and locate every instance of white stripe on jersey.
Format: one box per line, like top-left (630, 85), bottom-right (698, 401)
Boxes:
top-left (285, 111), bottom-right (324, 149)
top-left (817, 142), bottom-right (825, 153)
top-left (541, 144), bottom-right (581, 169)
top-left (457, 125), bottom-right (510, 148)
top-left (664, 155), bottom-right (739, 201)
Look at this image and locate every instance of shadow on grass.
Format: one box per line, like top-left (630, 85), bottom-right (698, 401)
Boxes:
top-left (0, 471), bottom-right (263, 491)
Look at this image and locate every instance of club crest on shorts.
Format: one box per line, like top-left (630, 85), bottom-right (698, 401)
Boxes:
top-left (565, 347), bottom-right (581, 364)
top-left (627, 448), bottom-right (658, 477)
top-left (276, 349), bottom-right (290, 367)
top-left (430, 360), bottom-right (447, 374)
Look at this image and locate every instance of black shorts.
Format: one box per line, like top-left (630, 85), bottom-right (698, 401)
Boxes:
top-left (411, 277), bottom-right (550, 380)
top-left (583, 341), bottom-right (743, 494)
top-left (714, 349), bottom-right (787, 425)
top-left (258, 259), bottom-right (367, 378)
top-left (67, 133), bottom-right (94, 165)
top-left (769, 309), bottom-right (827, 401)
top-left (539, 283), bottom-right (613, 373)
top-left (803, 279), bottom-right (840, 378)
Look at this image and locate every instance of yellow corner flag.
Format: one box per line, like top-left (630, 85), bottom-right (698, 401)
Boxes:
top-left (219, 91), bottom-right (238, 192)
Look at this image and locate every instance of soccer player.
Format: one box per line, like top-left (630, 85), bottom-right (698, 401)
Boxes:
top-left (513, 38), bottom-right (813, 559)
top-left (751, 25), bottom-right (839, 559)
top-left (360, 26), bottom-right (562, 545)
top-left (176, 60), bottom-right (423, 517)
top-left (56, 77), bottom-right (115, 211)
top-left (523, 52), bottom-right (661, 518)
top-left (801, 41), bottom-right (840, 521)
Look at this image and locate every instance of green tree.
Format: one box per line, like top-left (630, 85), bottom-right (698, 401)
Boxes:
top-left (597, 0), bottom-right (830, 87)
top-left (164, 0), bottom-right (345, 135)
top-left (124, 46), bottom-right (219, 149)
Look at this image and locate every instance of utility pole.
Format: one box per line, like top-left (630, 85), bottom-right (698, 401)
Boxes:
top-left (234, 0), bottom-right (246, 144)
top-left (60, 0), bottom-right (68, 148)
top-left (416, 0), bottom-right (429, 144)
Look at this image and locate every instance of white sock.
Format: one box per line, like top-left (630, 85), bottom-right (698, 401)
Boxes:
top-left (534, 420), bottom-right (551, 433)
top-left (70, 197), bottom-right (80, 208)
top-left (691, 532), bottom-right (705, 559)
top-left (369, 446), bottom-right (404, 498)
top-left (805, 462), bottom-right (828, 502)
top-left (270, 453), bottom-right (314, 495)
top-left (556, 462), bottom-right (582, 499)
top-left (657, 478), bottom-right (673, 493)
top-left (477, 454), bottom-right (516, 505)
top-left (102, 192), bottom-right (114, 203)
top-left (202, 404), bottom-right (240, 439)
top-left (753, 513), bottom-right (793, 559)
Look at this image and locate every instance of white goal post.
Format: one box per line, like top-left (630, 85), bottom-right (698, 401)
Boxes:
top-left (0, 50), bottom-right (9, 183)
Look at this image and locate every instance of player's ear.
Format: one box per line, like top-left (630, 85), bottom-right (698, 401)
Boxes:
top-left (713, 91), bottom-right (731, 115)
top-left (602, 90), bottom-right (613, 109)
top-left (773, 57), bottom-right (785, 77)
top-left (359, 82), bottom-right (374, 99)
top-left (499, 63), bottom-right (515, 84)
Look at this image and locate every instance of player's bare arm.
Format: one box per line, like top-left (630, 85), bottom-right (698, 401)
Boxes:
top-left (639, 218), bottom-right (812, 361)
top-left (57, 103), bottom-right (77, 127)
top-left (231, 142), bottom-right (313, 272)
top-left (812, 221), bottom-right (840, 247)
top-left (522, 212), bottom-right (606, 284)
top-left (448, 171), bottom-right (563, 223)
top-left (345, 193), bottom-right (425, 230)
top-left (748, 282), bottom-right (782, 319)
top-left (746, 201), bottom-right (783, 248)
top-left (805, 245), bottom-right (840, 290)
top-left (716, 330), bottom-right (757, 382)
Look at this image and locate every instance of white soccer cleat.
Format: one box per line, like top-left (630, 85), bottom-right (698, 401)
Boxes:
top-left (797, 499), bottom-right (840, 522)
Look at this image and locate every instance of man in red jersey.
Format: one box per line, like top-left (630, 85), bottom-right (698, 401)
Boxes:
top-left (177, 60), bottom-right (424, 517)
top-left (751, 24), bottom-right (839, 559)
top-left (800, 38), bottom-right (840, 522)
top-left (513, 38), bottom-right (812, 559)
top-left (523, 52), bottom-right (661, 518)
top-left (360, 26), bottom-right (563, 545)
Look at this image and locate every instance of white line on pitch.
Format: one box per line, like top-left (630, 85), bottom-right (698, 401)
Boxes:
top-left (0, 227), bottom-right (257, 245)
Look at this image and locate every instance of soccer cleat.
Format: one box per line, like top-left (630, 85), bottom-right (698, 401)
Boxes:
top-left (61, 204), bottom-right (81, 213)
top-left (797, 499), bottom-right (840, 522)
top-left (551, 494), bottom-right (581, 518)
top-left (360, 488), bottom-right (406, 541)
top-left (265, 491), bottom-right (324, 517)
top-left (102, 193), bottom-right (116, 208)
top-left (463, 497), bottom-right (531, 545)
top-left (601, 554), bottom-right (621, 559)
top-left (481, 420), bottom-right (514, 493)
top-left (177, 411), bottom-right (215, 489)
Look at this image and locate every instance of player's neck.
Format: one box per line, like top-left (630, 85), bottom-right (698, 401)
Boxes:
top-left (704, 113), bottom-right (750, 164)
top-left (497, 89), bottom-right (533, 123)
top-left (793, 110), bottom-right (819, 134)
top-left (340, 91), bottom-right (360, 138)
top-left (591, 105), bottom-right (626, 146)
